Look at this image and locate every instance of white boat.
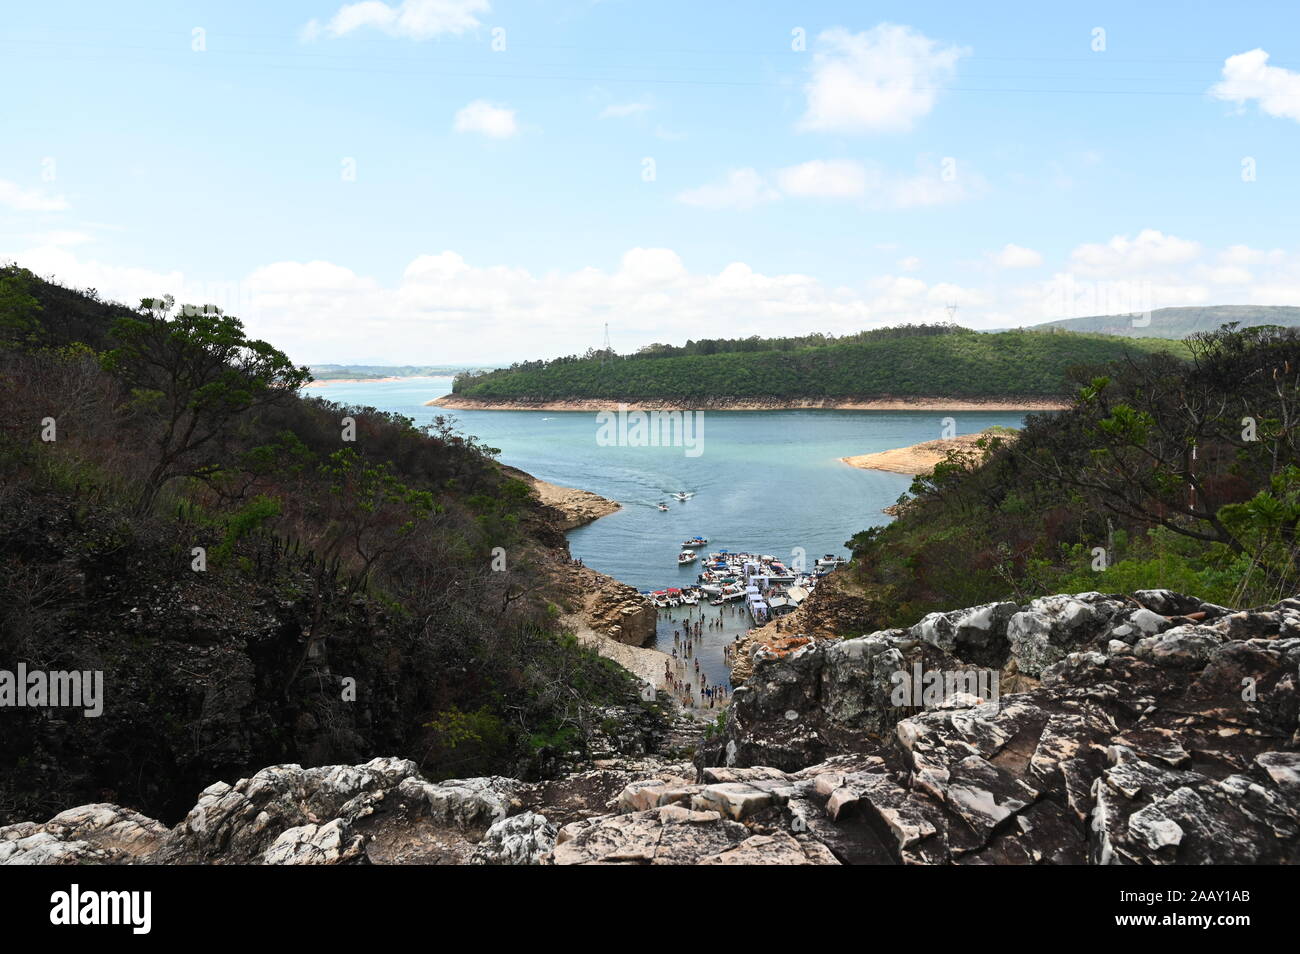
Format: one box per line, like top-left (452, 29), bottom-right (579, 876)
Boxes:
top-left (681, 536), bottom-right (709, 549)
top-left (657, 503), bottom-right (669, 511)
top-left (672, 491), bottom-right (695, 501)
top-left (677, 549), bottom-right (697, 565)
top-left (681, 591), bottom-right (699, 605)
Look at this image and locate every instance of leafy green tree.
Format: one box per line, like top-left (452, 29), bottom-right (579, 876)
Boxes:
top-left (101, 298), bottom-right (311, 513)
top-left (0, 266), bottom-right (43, 349)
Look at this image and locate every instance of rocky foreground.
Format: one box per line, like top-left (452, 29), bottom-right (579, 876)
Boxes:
top-left (4, 589), bottom-right (1298, 865)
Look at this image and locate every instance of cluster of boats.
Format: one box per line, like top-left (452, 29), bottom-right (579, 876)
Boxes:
top-left (677, 535), bottom-right (709, 565)
top-left (645, 548), bottom-right (847, 616)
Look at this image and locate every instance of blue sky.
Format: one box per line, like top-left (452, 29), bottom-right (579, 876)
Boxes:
top-left (2, 1), bottom-right (1299, 363)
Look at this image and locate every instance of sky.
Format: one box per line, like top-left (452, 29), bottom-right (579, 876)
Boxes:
top-left (2, 0), bottom-right (1299, 365)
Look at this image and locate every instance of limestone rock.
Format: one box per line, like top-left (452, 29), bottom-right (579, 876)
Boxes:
top-left (470, 812), bottom-right (557, 865)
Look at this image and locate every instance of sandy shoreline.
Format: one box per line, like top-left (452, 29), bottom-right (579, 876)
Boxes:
top-left (840, 429), bottom-right (1014, 476)
top-left (430, 395), bottom-right (1069, 412)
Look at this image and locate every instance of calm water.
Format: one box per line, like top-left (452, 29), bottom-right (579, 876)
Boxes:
top-left (306, 376), bottom-right (1028, 687)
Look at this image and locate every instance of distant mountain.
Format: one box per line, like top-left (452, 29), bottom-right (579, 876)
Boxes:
top-left (1029, 305), bottom-right (1300, 339)
top-left (309, 363), bottom-right (485, 380)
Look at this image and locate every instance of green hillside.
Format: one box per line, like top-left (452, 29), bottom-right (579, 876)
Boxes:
top-left (452, 326), bottom-right (1183, 403)
top-left (1030, 305), bottom-right (1300, 339)
top-left (0, 266), bottom-right (646, 823)
top-left (845, 322), bottom-right (1300, 627)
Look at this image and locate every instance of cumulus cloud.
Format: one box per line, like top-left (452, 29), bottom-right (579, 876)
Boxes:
top-left (0, 179), bottom-right (69, 212)
top-left (776, 159), bottom-right (868, 198)
top-left (798, 24), bottom-right (968, 134)
top-left (3, 244), bottom-right (185, 309)
top-left (1070, 229), bottom-right (1201, 275)
top-left (453, 100), bottom-right (518, 138)
top-left (1197, 264), bottom-right (1253, 285)
top-left (599, 100), bottom-right (653, 120)
top-left (1210, 49), bottom-right (1300, 122)
top-left (1221, 244), bottom-right (1286, 266)
top-left (676, 168), bottom-right (780, 210)
top-left (686, 158), bottom-right (981, 209)
top-left (992, 244), bottom-right (1043, 268)
top-left (8, 233), bottom-right (1297, 364)
top-left (303, 0), bottom-right (489, 41)
top-left (886, 166), bottom-right (983, 208)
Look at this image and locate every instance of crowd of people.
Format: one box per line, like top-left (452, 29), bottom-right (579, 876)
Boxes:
top-left (656, 601), bottom-right (753, 712)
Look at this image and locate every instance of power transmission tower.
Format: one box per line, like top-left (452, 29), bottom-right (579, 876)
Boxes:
top-left (945, 302), bottom-right (958, 323)
top-left (602, 322), bottom-right (612, 367)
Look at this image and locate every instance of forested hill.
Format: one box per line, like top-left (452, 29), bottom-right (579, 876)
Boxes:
top-left (0, 266), bottom-right (648, 824)
top-left (842, 321), bottom-right (1300, 630)
top-left (1029, 305), bottom-right (1300, 339)
top-left (449, 325), bottom-right (1182, 404)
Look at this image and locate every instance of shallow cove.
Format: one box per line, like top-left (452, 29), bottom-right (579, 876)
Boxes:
top-left (306, 376), bottom-right (1032, 688)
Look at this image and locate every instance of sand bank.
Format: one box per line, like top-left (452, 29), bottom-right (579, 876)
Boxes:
top-left (840, 429), bottom-right (1014, 476)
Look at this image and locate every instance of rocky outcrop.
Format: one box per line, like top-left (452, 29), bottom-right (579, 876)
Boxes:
top-left (556, 564), bottom-right (657, 647)
top-left (729, 572), bottom-right (881, 683)
top-left (694, 591), bottom-right (1300, 863)
top-left (503, 466), bottom-right (621, 531)
top-left (470, 812), bottom-right (557, 865)
top-left (7, 591), bottom-right (1296, 865)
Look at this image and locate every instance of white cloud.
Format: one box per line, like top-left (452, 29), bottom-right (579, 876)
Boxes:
top-left (453, 100), bottom-right (518, 138)
top-left (9, 234), bottom-right (1298, 364)
top-left (776, 159), bottom-right (868, 198)
top-left (304, 0), bottom-right (488, 41)
top-left (599, 100), bottom-right (652, 120)
top-left (885, 167), bottom-right (981, 208)
top-left (1221, 244), bottom-right (1286, 267)
top-left (676, 168), bottom-right (780, 210)
top-left (798, 24), bottom-right (968, 134)
top-left (0, 180), bottom-right (69, 212)
top-left (1070, 229), bottom-right (1201, 275)
top-left (992, 243), bottom-right (1043, 268)
top-left (1197, 264), bottom-right (1253, 285)
top-left (898, 256), bottom-right (921, 271)
top-left (3, 245), bottom-right (184, 308)
top-left (686, 158), bottom-right (981, 210)
top-left (23, 230), bottom-right (93, 247)
top-left (1210, 49), bottom-right (1300, 122)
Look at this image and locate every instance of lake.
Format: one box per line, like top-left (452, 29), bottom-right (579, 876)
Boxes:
top-left (305, 376), bottom-right (1029, 688)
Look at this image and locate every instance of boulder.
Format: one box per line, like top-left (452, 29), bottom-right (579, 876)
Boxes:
top-left (470, 812), bottom-right (557, 865)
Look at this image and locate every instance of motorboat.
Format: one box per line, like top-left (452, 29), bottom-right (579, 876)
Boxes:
top-left (681, 536), bottom-right (709, 549)
top-left (657, 503), bottom-right (669, 512)
top-left (672, 491), bottom-right (695, 501)
top-left (678, 549), bottom-right (697, 565)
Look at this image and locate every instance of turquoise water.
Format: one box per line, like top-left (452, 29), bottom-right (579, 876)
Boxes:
top-left (306, 376), bottom-right (1029, 688)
